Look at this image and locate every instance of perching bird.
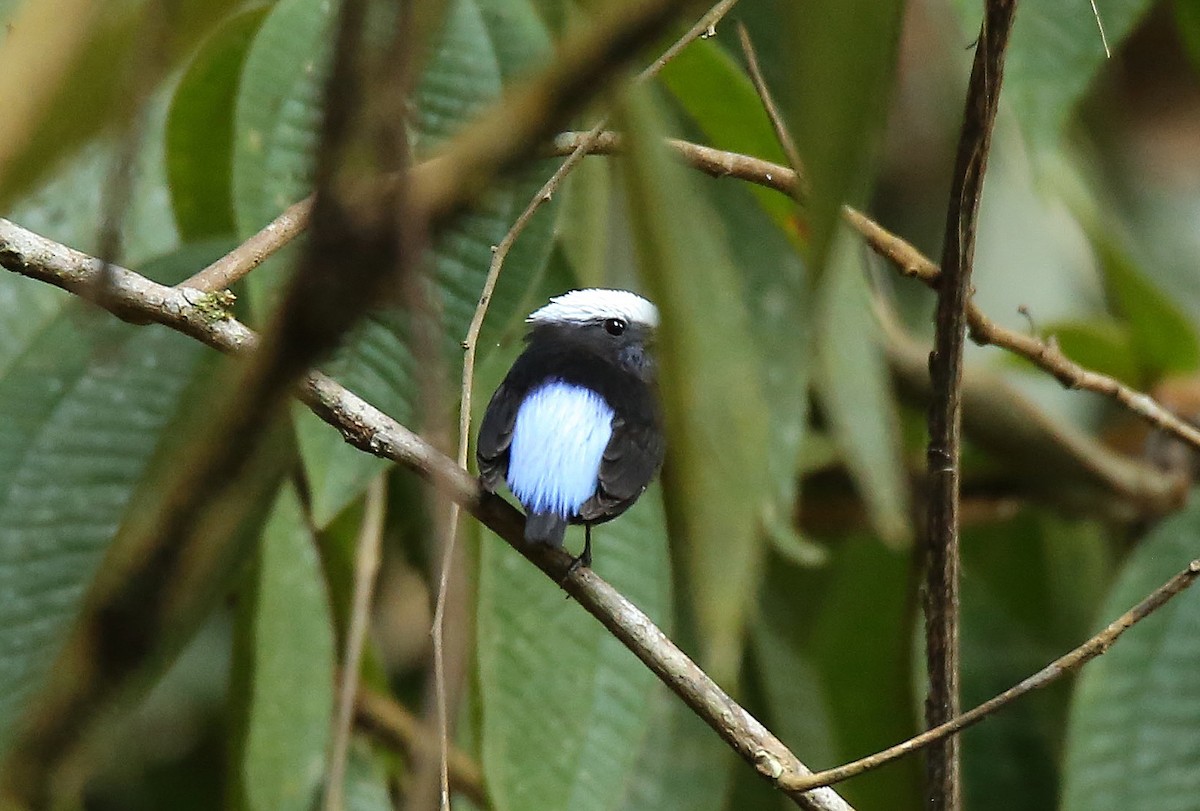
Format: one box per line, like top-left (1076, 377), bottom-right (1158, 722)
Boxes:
top-left (477, 289), bottom-right (665, 570)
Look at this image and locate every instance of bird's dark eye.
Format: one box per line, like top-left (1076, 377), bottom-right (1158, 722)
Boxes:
top-left (603, 318), bottom-right (627, 336)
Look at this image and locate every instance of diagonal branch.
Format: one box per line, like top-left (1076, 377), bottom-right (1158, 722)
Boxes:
top-left (0, 218), bottom-right (855, 811)
top-left (923, 3), bottom-right (1018, 808)
top-left (783, 557), bottom-right (1200, 791)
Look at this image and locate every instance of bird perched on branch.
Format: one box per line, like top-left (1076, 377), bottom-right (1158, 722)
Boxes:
top-left (477, 289), bottom-right (664, 571)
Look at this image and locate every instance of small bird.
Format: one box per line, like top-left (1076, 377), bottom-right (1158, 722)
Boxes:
top-left (477, 289), bottom-right (665, 570)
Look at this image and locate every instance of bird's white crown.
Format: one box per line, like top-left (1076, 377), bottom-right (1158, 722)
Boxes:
top-left (527, 288), bottom-right (659, 328)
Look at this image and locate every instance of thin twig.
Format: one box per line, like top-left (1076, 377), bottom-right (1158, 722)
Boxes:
top-left (0, 219), bottom-right (854, 811)
top-left (783, 558), bottom-right (1200, 791)
top-left (735, 22), bottom-right (804, 179)
top-left (924, 3), bottom-right (1017, 808)
top-left (433, 1), bottom-right (742, 805)
top-left (325, 476), bottom-right (387, 811)
top-left (1088, 0), bottom-right (1111, 59)
top-left (180, 194), bottom-right (313, 292)
top-left (355, 688), bottom-right (489, 808)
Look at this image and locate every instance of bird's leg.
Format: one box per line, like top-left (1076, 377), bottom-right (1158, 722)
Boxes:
top-left (581, 524), bottom-right (593, 568)
top-left (563, 525), bottom-right (593, 582)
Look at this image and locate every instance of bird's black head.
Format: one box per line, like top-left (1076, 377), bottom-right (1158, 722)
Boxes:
top-left (524, 289), bottom-right (658, 383)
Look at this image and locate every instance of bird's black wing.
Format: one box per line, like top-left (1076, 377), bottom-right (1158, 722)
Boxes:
top-left (577, 414), bottom-right (665, 523)
top-left (476, 381), bottom-right (521, 493)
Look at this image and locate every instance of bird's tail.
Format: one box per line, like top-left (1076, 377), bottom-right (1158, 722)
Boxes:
top-left (525, 512), bottom-right (568, 547)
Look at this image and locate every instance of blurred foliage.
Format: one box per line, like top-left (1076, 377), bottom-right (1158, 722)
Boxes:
top-left (1, 0), bottom-right (1200, 809)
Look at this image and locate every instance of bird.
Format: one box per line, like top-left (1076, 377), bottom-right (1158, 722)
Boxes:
top-left (477, 288), bottom-right (665, 571)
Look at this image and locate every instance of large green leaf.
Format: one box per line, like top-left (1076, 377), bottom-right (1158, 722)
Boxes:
top-left (1, 82), bottom-right (180, 375)
top-left (1098, 236), bottom-right (1200, 380)
top-left (1061, 493), bottom-right (1200, 811)
top-left (231, 484), bottom-right (335, 811)
top-left (0, 246), bottom-right (213, 757)
top-left (657, 37), bottom-right (793, 228)
top-left (814, 227), bottom-right (910, 547)
top-left (0, 0), bottom-right (244, 210)
top-left (232, 0), bottom-right (558, 526)
top-left (958, 511), bottom-right (1112, 811)
top-left (952, 0), bottom-right (1154, 153)
top-left (784, 0), bottom-right (904, 276)
top-left (619, 88), bottom-right (770, 682)
top-left (167, 7), bottom-right (269, 241)
top-left (614, 685), bottom-right (733, 811)
top-left (477, 486), bottom-right (670, 811)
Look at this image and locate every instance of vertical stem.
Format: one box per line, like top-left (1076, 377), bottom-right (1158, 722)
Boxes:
top-left (924, 2), bottom-right (1018, 809)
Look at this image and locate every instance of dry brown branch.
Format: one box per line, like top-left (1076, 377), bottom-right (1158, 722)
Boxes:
top-left (783, 558), bottom-right (1200, 791)
top-left (0, 217), bottom-right (855, 811)
top-left (180, 194), bottom-right (313, 292)
top-left (355, 688), bottom-right (489, 808)
top-left (923, 4), bottom-right (1017, 806)
top-left (735, 22), bottom-right (804, 180)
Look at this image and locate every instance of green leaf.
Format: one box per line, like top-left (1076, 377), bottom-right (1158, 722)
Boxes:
top-left (477, 486), bottom-right (670, 811)
top-left (232, 484), bottom-right (335, 811)
top-left (785, 0), bottom-right (904, 275)
top-left (167, 7), bottom-right (269, 241)
top-left (615, 686), bottom-right (732, 811)
top-left (232, 0), bottom-right (558, 526)
top-left (618, 88), bottom-right (770, 682)
top-left (703, 173), bottom-right (820, 565)
top-left (1, 79), bottom-right (181, 375)
top-left (0, 0), bottom-right (245, 210)
top-left (814, 227), bottom-right (911, 547)
top-left (1099, 237), bottom-right (1200, 379)
top-left (343, 737), bottom-right (394, 811)
top-left (952, 0), bottom-right (1155, 152)
top-left (0, 246), bottom-right (215, 758)
top-left (1061, 492), bottom-right (1200, 811)
top-left (778, 537), bottom-right (922, 810)
top-left (959, 511), bottom-right (1112, 811)
top-left (1032, 319), bottom-right (1140, 387)
top-left (1177, 0), bottom-right (1200, 71)
top-left (657, 38), bottom-right (795, 229)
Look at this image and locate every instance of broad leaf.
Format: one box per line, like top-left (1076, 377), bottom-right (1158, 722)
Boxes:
top-left (232, 484), bottom-right (335, 811)
top-left (952, 0), bottom-right (1155, 153)
top-left (0, 246), bottom-right (213, 757)
top-left (784, 0), bottom-right (904, 276)
top-left (477, 486), bottom-right (670, 811)
top-left (232, 0), bottom-right (558, 526)
top-left (619, 88), bottom-right (770, 682)
top-left (814, 226), bottom-right (910, 546)
top-left (1061, 493), bottom-right (1200, 811)
top-left (657, 37), bottom-right (794, 228)
top-left (167, 7), bottom-right (269, 241)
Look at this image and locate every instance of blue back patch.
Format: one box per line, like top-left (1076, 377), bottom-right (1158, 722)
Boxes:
top-left (507, 380), bottom-right (614, 519)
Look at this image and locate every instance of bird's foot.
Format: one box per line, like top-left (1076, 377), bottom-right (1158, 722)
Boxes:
top-left (559, 527), bottom-right (593, 590)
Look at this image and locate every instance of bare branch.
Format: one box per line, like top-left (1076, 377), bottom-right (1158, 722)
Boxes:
top-left (180, 194), bottom-right (313, 292)
top-left (355, 687), bottom-right (489, 808)
top-left (735, 22), bottom-right (805, 180)
top-left (0, 217), bottom-right (855, 811)
top-left (924, 4), bottom-right (1018, 807)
